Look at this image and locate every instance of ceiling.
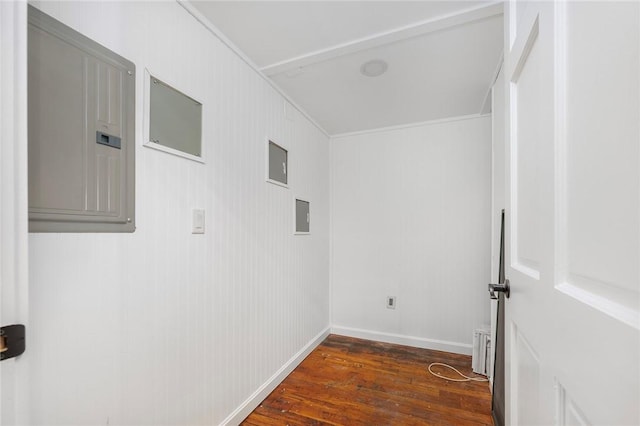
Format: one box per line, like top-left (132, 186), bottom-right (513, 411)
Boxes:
top-left (190, 1), bottom-right (504, 135)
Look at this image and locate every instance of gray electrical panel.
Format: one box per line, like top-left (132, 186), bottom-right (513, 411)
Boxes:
top-left (295, 199), bottom-right (310, 233)
top-left (268, 141), bottom-right (288, 185)
top-left (28, 6), bottom-right (135, 232)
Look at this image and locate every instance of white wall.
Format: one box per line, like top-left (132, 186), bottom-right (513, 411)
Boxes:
top-left (27, 2), bottom-right (329, 425)
top-left (330, 116), bottom-right (492, 354)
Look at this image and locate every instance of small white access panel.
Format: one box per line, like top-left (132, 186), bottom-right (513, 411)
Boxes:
top-left (295, 199), bottom-right (310, 234)
top-left (267, 140), bottom-right (288, 187)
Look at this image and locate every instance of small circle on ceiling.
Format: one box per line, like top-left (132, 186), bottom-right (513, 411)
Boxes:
top-left (360, 59), bottom-right (388, 77)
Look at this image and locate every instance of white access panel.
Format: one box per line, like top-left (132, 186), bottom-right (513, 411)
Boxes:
top-left (267, 140), bottom-right (288, 186)
top-left (295, 199), bottom-right (310, 233)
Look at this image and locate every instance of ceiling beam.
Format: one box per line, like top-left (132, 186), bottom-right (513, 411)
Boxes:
top-left (260, 2), bottom-right (504, 77)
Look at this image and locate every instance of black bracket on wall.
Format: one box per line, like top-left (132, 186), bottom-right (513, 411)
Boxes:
top-left (0, 324), bottom-right (26, 361)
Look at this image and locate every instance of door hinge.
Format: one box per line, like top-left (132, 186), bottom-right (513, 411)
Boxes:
top-left (0, 324), bottom-right (26, 361)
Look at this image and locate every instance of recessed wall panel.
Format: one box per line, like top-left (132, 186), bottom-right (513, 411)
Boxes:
top-left (87, 57), bottom-right (123, 216)
top-left (556, 382), bottom-right (590, 426)
top-left (558, 2), bottom-right (639, 326)
top-left (512, 28), bottom-right (541, 276)
top-left (511, 324), bottom-right (541, 425)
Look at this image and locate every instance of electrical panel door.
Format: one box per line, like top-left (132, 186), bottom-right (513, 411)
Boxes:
top-left (28, 6), bottom-right (135, 232)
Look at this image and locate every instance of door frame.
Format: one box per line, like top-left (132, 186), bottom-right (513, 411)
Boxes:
top-left (0, 0), bottom-right (29, 423)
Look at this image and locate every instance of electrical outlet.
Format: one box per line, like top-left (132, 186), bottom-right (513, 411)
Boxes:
top-left (386, 296), bottom-right (396, 309)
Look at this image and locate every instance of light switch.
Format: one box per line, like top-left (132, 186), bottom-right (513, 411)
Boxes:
top-left (192, 209), bottom-right (205, 234)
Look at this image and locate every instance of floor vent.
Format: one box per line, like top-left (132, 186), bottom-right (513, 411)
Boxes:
top-left (472, 328), bottom-right (491, 376)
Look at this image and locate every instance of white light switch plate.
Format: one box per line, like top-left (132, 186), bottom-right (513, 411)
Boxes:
top-left (192, 209), bottom-right (205, 234)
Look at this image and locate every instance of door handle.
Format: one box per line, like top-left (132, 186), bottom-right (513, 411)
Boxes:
top-left (488, 279), bottom-right (510, 299)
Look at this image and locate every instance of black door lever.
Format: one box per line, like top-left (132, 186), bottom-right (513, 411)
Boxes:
top-left (488, 279), bottom-right (510, 299)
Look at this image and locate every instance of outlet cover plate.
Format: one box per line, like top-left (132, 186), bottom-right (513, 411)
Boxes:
top-left (387, 296), bottom-right (396, 309)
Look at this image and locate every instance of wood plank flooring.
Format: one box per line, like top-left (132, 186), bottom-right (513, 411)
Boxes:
top-left (242, 335), bottom-right (493, 425)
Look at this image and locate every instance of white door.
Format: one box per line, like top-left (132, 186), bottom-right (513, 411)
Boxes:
top-left (0, 1), bottom-right (29, 424)
top-left (504, 1), bottom-right (639, 425)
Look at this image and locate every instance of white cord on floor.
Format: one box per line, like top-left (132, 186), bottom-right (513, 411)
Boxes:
top-left (428, 362), bottom-right (489, 382)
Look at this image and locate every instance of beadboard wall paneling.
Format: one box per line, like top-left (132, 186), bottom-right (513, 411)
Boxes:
top-left (27, 2), bottom-right (329, 425)
top-left (330, 116), bottom-right (491, 355)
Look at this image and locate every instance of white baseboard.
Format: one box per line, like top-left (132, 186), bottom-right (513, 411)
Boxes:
top-left (331, 325), bottom-right (472, 356)
top-left (220, 326), bottom-right (331, 426)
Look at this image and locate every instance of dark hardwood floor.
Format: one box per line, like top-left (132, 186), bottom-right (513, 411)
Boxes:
top-left (242, 334), bottom-right (493, 425)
